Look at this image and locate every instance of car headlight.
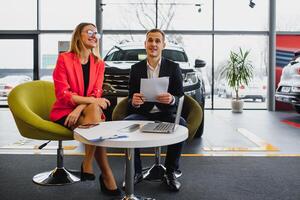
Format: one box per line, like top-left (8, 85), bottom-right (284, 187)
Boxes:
top-left (184, 72), bottom-right (198, 83)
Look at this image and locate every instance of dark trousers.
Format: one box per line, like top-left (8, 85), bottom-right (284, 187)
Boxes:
top-left (124, 112), bottom-right (187, 174)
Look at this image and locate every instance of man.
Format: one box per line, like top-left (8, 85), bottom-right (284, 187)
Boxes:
top-left (125, 28), bottom-right (186, 192)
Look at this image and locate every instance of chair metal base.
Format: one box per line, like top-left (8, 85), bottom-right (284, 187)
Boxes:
top-left (144, 164), bottom-right (166, 181)
top-left (33, 167), bottom-right (80, 186)
top-left (143, 164), bottom-right (182, 181)
top-left (115, 195), bottom-right (155, 200)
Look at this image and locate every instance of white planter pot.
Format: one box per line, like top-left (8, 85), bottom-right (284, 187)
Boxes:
top-left (231, 99), bottom-right (244, 113)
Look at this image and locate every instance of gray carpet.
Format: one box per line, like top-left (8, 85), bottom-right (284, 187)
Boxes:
top-left (0, 155), bottom-right (300, 200)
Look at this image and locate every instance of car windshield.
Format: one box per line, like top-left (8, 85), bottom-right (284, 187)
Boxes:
top-left (105, 48), bottom-right (188, 62)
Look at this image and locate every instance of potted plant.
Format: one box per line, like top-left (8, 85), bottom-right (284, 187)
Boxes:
top-left (222, 47), bottom-right (254, 113)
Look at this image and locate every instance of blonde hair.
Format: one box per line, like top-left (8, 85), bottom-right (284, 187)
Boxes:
top-left (69, 22), bottom-right (101, 63)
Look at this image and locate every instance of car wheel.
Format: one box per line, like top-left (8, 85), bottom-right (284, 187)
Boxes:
top-left (294, 105), bottom-right (300, 114)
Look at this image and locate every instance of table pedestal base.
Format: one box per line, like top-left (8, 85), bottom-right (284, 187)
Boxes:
top-left (115, 195), bottom-right (155, 200)
top-left (121, 149), bottom-right (155, 200)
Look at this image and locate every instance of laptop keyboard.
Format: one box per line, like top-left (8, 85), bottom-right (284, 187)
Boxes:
top-left (154, 122), bottom-right (174, 131)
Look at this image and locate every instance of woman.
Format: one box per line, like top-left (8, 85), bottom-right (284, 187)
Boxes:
top-left (50, 22), bottom-right (120, 196)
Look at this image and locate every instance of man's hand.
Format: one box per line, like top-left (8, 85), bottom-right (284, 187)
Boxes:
top-left (156, 93), bottom-right (173, 104)
top-left (132, 93), bottom-right (145, 107)
top-left (64, 105), bottom-right (85, 128)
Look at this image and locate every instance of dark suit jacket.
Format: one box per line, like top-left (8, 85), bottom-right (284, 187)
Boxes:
top-left (128, 58), bottom-right (184, 115)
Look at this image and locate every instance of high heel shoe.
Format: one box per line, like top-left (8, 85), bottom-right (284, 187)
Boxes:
top-left (80, 163), bottom-right (95, 181)
top-left (99, 175), bottom-right (121, 196)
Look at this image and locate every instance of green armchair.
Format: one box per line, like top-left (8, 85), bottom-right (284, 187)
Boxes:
top-left (8, 80), bottom-right (80, 185)
top-left (112, 95), bottom-right (203, 180)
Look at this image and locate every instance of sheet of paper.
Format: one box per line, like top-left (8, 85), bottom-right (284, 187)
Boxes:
top-left (75, 123), bottom-right (129, 141)
top-left (140, 77), bottom-right (169, 102)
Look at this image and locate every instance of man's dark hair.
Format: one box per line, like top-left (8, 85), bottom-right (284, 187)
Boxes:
top-left (146, 29), bottom-right (165, 41)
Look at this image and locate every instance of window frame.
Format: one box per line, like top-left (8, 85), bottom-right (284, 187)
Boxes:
top-left (0, 34), bottom-right (38, 107)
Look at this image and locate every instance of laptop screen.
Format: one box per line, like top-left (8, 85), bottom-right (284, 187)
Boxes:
top-left (140, 96), bottom-right (185, 133)
top-left (174, 96), bottom-right (184, 125)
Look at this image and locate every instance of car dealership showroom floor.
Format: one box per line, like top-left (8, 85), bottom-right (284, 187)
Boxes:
top-left (1, 108), bottom-right (300, 157)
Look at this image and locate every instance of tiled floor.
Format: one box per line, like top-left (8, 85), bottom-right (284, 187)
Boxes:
top-left (1, 108), bottom-right (300, 156)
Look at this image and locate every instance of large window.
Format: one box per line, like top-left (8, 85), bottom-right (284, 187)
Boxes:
top-left (158, 0), bottom-right (212, 30)
top-left (0, 39), bottom-right (34, 105)
top-left (277, 0), bottom-right (300, 31)
top-left (40, 0), bottom-right (95, 30)
top-left (0, 0), bottom-right (37, 30)
top-left (214, 35), bottom-right (268, 109)
top-left (0, 0), bottom-right (276, 109)
top-left (39, 34), bottom-right (72, 81)
top-left (103, 0), bottom-right (155, 30)
top-left (215, 0), bottom-right (269, 31)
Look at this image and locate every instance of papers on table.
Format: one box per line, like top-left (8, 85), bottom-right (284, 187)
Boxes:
top-left (140, 77), bottom-right (169, 102)
top-left (75, 123), bottom-right (129, 142)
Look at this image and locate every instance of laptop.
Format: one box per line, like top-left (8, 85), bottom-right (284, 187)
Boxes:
top-left (140, 96), bottom-right (184, 133)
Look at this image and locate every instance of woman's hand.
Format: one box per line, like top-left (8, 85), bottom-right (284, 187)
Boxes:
top-left (95, 98), bottom-right (110, 109)
top-left (64, 104), bottom-right (86, 128)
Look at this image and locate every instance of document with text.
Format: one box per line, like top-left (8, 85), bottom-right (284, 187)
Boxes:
top-left (140, 77), bottom-right (169, 102)
top-left (75, 123), bottom-right (128, 142)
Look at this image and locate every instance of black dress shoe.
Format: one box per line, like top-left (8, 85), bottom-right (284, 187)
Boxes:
top-left (164, 172), bottom-right (181, 192)
top-left (99, 175), bottom-right (122, 196)
top-left (80, 163), bottom-right (95, 181)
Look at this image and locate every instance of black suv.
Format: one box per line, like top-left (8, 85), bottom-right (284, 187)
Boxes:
top-left (103, 42), bottom-right (206, 138)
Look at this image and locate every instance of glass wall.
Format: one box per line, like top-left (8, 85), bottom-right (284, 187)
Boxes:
top-left (102, 0), bottom-right (155, 30)
top-left (0, 39), bottom-right (34, 105)
top-left (277, 0), bottom-right (300, 31)
top-left (157, 0), bottom-right (212, 30)
top-left (102, 0), bottom-right (268, 109)
top-left (214, 0), bottom-right (269, 31)
top-left (214, 35), bottom-right (268, 109)
top-left (2, 0), bottom-right (296, 109)
top-left (0, 0), bottom-right (37, 30)
top-left (40, 0), bottom-right (95, 30)
top-left (39, 34), bottom-right (72, 81)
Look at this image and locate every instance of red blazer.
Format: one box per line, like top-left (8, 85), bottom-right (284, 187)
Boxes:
top-left (50, 52), bottom-right (105, 122)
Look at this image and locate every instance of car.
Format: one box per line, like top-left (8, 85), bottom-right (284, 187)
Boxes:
top-left (40, 75), bottom-right (53, 82)
top-left (0, 83), bottom-right (12, 97)
top-left (216, 77), bottom-right (266, 102)
top-left (216, 79), bottom-right (232, 98)
top-left (239, 77), bottom-right (267, 102)
top-left (0, 75), bottom-right (32, 98)
top-left (202, 75), bottom-right (211, 99)
top-left (103, 41), bottom-right (206, 138)
top-left (275, 54), bottom-right (300, 113)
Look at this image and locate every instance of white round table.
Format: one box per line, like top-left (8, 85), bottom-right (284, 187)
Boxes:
top-left (74, 120), bottom-right (188, 200)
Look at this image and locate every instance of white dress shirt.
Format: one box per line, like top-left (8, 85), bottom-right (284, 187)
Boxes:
top-left (146, 59), bottom-right (175, 113)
